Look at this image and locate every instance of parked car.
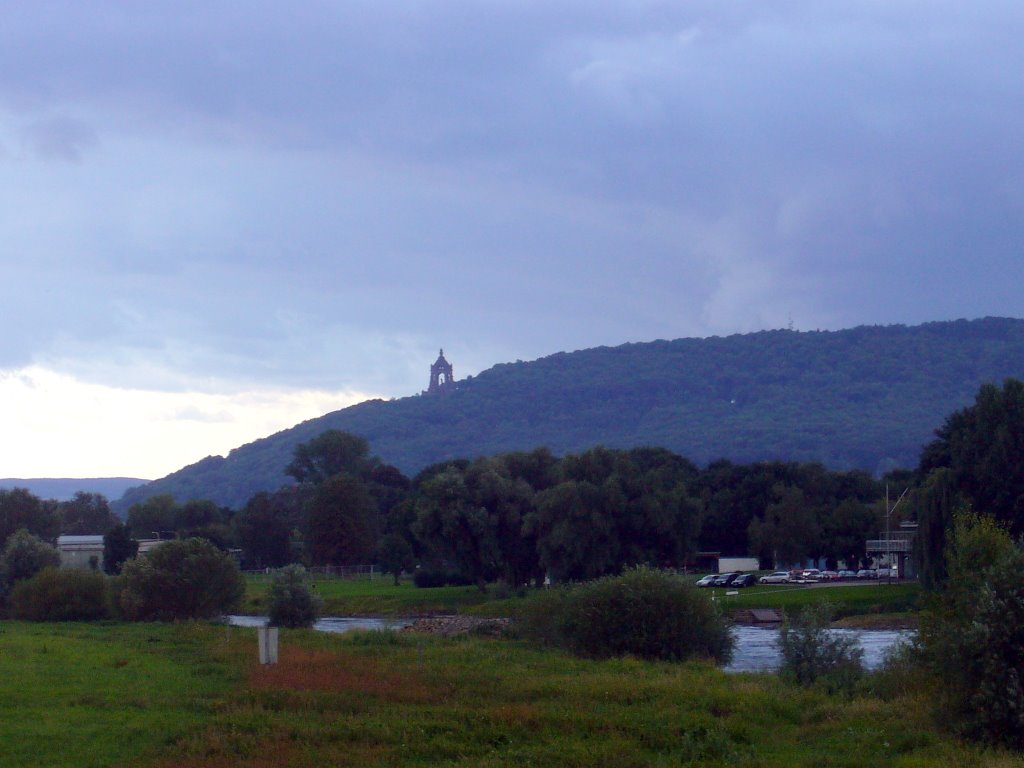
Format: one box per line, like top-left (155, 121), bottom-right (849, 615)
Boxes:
top-left (759, 571), bottom-right (791, 584)
top-left (695, 574), bottom-right (717, 588)
top-left (732, 573), bottom-right (757, 588)
top-left (800, 569), bottom-right (823, 581)
top-left (712, 572), bottom-right (740, 587)
top-left (856, 568), bottom-right (876, 579)
top-left (838, 569), bottom-right (857, 579)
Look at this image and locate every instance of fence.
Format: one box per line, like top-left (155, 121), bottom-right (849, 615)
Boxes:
top-left (244, 564), bottom-right (379, 580)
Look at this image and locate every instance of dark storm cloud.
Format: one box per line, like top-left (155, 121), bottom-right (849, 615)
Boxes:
top-left (0, 1), bottom-right (1022, 394)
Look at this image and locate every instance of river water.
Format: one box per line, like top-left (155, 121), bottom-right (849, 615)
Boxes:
top-left (725, 625), bottom-right (914, 673)
top-left (227, 615), bottom-right (412, 633)
top-left (226, 616), bottom-right (912, 673)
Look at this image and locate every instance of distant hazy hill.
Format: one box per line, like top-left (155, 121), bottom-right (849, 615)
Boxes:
top-left (2, 477), bottom-right (149, 504)
top-left (113, 317), bottom-right (1024, 512)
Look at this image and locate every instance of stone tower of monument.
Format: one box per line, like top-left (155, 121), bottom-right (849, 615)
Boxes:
top-left (427, 349), bottom-right (455, 394)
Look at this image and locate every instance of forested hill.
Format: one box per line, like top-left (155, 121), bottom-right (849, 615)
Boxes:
top-left (114, 317), bottom-right (1024, 512)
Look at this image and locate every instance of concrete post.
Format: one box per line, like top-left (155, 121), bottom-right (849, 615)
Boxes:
top-left (258, 626), bottom-right (279, 665)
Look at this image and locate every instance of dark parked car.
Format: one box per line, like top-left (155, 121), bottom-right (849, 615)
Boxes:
top-left (732, 573), bottom-right (756, 588)
top-left (712, 572), bottom-right (740, 587)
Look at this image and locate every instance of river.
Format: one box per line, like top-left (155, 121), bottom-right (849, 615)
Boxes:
top-left (226, 615), bottom-right (913, 672)
top-left (725, 625), bottom-right (914, 673)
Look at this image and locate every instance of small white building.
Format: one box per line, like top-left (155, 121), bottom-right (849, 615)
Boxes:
top-left (56, 535), bottom-right (105, 570)
top-left (718, 557), bottom-right (760, 573)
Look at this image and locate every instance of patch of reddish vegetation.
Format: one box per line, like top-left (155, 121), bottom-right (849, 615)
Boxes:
top-left (249, 648), bottom-right (434, 703)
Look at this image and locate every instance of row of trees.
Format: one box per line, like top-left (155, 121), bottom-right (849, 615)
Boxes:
top-left (118, 432), bottom-right (892, 589)
top-left (0, 489), bottom-right (120, 545)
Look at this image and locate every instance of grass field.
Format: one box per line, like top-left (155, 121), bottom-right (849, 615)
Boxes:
top-left (241, 573), bottom-right (921, 621)
top-left (241, 574), bottom-right (494, 616)
top-left (710, 582), bottom-right (921, 617)
top-left (0, 622), bottom-right (241, 768)
top-left (1, 619), bottom-right (1021, 767)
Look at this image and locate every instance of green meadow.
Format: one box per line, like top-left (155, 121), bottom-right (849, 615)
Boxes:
top-left (241, 574), bottom-right (921, 622)
top-left (0, 622), bottom-right (241, 768)
top-left (240, 574), bottom-right (497, 616)
top-left (711, 582), bottom-right (920, 617)
top-left (1, 619), bottom-right (1021, 768)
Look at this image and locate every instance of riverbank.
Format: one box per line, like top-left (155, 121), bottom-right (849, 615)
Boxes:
top-left (832, 612), bottom-right (918, 630)
top-left (241, 574), bottom-right (923, 621)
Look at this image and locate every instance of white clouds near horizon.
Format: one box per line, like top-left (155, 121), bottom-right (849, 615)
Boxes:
top-left (0, 367), bottom-right (374, 478)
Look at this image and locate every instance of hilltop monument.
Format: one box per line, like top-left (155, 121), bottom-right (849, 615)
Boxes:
top-left (427, 349), bottom-right (455, 394)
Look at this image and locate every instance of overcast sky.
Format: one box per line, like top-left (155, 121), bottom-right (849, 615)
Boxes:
top-left (2, 1), bottom-right (1022, 479)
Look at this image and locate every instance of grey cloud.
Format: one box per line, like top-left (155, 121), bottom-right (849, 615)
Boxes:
top-left (21, 115), bottom-right (97, 162)
top-left (0, 2), bottom-right (1022, 395)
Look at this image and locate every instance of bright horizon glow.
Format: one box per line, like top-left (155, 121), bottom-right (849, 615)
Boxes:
top-left (0, 366), bottom-right (379, 479)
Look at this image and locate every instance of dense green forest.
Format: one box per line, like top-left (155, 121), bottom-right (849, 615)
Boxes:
top-left (115, 316), bottom-right (1024, 512)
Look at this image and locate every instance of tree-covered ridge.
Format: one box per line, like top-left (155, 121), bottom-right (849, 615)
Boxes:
top-left (115, 317), bottom-right (1024, 511)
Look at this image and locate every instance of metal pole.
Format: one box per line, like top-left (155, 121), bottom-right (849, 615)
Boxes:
top-left (886, 484), bottom-right (891, 584)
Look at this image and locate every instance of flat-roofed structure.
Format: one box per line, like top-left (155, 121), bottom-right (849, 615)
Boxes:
top-left (56, 535), bottom-right (105, 570)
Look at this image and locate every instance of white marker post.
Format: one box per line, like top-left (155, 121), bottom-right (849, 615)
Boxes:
top-left (258, 626), bottom-right (279, 665)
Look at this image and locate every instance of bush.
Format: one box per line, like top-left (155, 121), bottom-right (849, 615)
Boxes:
top-left (413, 569), bottom-right (448, 589)
top-left (919, 512), bottom-right (1024, 747)
top-left (0, 529), bottom-right (60, 599)
top-left (864, 639), bottom-right (931, 701)
top-left (445, 571), bottom-right (475, 587)
top-left (519, 568), bottom-right (733, 663)
top-left (117, 538), bottom-right (244, 621)
top-left (267, 565), bottom-right (321, 628)
top-left (778, 602), bottom-right (864, 696)
top-left (9, 567), bottom-right (109, 621)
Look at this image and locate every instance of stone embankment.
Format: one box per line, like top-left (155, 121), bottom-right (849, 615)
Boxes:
top-left (730, 608), bottom-right (784, 624)
top-left (401, 616), bottom-right (511, 637)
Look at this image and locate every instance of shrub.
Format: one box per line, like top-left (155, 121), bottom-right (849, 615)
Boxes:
top-left (117, 538), bottom-right (244, 621)
top-left (9, 567), bottom-right (109, 621)
top-left (519, 568), bottom-right (733, 663)
top-left (0, 529), bottom-right (60, 601)
top-left (413, 569), bottom-right (448, 589)
top-left (778, 602), bottom-right (864, 696)
top-left (919, 512), bottom-right (1024, 747)
top-left (865, 639), bottom-right (931, 701)
top-left (267, 564), bottom-right (321, 628)
top-left (445, 571), bottom-right (475, 587)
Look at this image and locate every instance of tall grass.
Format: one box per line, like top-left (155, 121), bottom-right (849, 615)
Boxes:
top-left (0, 621), bottom-right (242, 768)
top-left (2, 620), bottom-right (1023, 767)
